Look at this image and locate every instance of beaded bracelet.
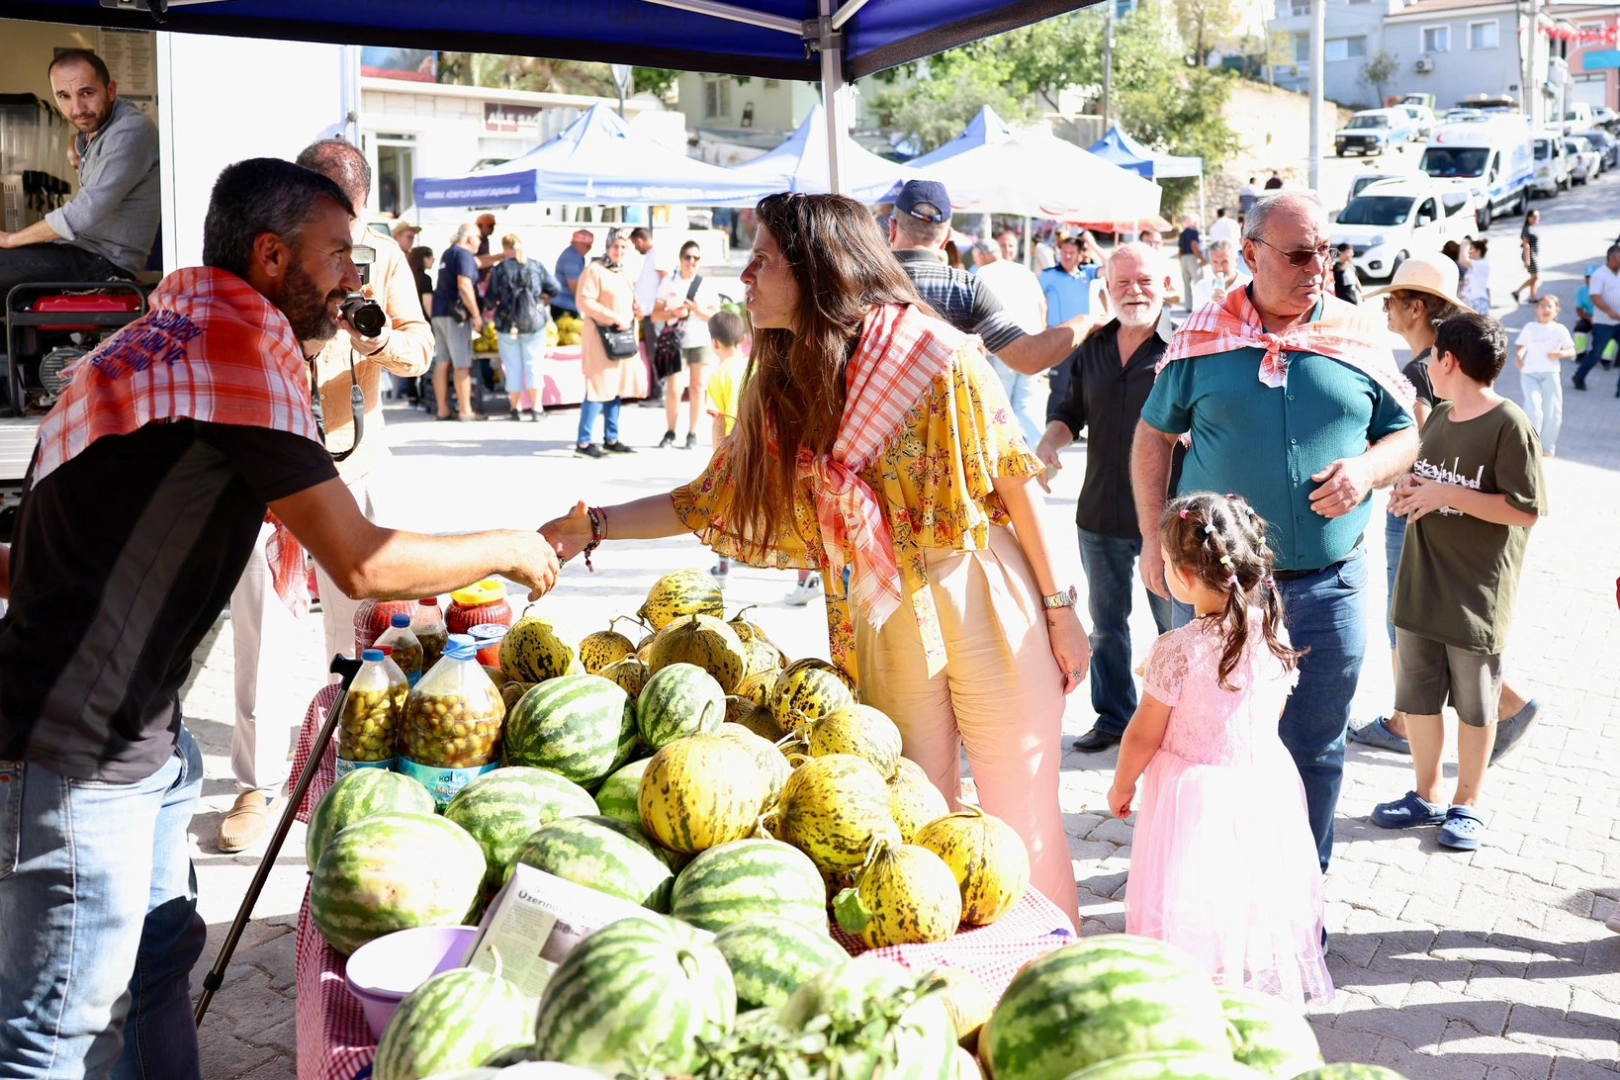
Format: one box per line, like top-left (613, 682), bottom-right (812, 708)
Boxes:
top-left (583, 506), bottom-right (607, 572)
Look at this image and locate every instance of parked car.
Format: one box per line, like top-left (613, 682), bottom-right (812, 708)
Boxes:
top-left (1594, 106), bottom-right (1619, 131)
top-left (1346, 170), bottom-right (1414, 204)
top-left (1573, 129), bottom-right (1619, 170)
top-left (1442, 107), bottom-right (1484, 124)
top-left (1335, 109), bottom-right (1414, 157)
top-left (1532, 135), bottom-right (1572, 196)
top-left (1400, 104), bottom-right (1438, 141)
top-left (1331, 176), bottom-right (1477, 283)
top-left (1565, 136), bottom-right (1602, 184)
top-left (1419, 116), bottom-right (1534, 229)
top-left (1562, 103), bottom-right (1595, 134)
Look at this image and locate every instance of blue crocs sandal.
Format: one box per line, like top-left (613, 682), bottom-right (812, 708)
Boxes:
top-left (1491, 699), bottom-right (1541, 765)
top-left (1348, 717), bottom-right (1412, 754)
top-left (1438, 806), bottom-right (1486, 850)
top-left (1371, 790), bottom-right (1446, 829)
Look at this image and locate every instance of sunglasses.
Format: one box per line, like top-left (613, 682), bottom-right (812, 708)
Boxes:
top-left (681, 254), bottom-right (701, 262)
top-left (1251, 236), bottom-right (1334, 268)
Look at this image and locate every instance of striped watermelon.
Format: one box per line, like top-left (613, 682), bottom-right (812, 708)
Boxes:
top-left (638, 734), bottom-right (770, 853)
top-left (592, 758), bottom-right (651, 828)
top-left (372, 968), bottom-right (533, 1080)
top-left (637, 663), bottom-right (726, 748)
top-left (1219, 987), bottom-right (1323, 1077)
top-left (503, 675), bottom-right (637, 788)
top-left (980, 935), bottom-right (1233, 1080)
top-left (1063, 1051), bottom-right (1267, 1079)
top-left (305, 768), bottom-right (434, 873)
top-left (713, 915), bottom-right (847, 1011)
top-left (309, 812), bottom-right (485, 955)
top-left (533, 915), bottom-right (736, 1075)
top-left (670, 838), bottom-right (829, 933)
top-left (509, 814), bottom-right (675, 911)
top-left (444, 767), bottom-right (598, 895)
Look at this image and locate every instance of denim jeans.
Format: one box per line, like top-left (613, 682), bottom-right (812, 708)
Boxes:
top-left (576, 397), bottom-right (621, 447)
top-left (988, 355), bottom-right (1043, 448)
top-left (1078, 529), bottom-right (1173, 737)
top-left (0, 725), bottom-right (207, 1079)
top-left (1383, 509), bottom-right (1405, 651)
top-left (1573, 322), bottom-right (1618, 386)
top-left (1519, 370), bottom-right (1562, 453)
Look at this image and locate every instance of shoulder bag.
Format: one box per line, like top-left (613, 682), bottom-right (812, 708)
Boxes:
top-left (653, 275), bottom-right (703, 378)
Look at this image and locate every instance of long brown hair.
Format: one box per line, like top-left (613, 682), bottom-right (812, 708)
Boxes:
top-left (726, 193), bottom-right (922, 557)
top-left (1160, 492), bottom-right (1303, 691)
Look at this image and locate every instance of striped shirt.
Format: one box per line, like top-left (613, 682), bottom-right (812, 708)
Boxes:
top-left (892, 249), bottom-right (1026, 354)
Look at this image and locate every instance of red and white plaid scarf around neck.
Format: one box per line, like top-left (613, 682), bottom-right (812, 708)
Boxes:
top-left (1159, 285), bottom-right (1415, 410)
top-left (33, 266), bottom-right (324, 613)
top-left (805, 303), bottom-right (965, 631)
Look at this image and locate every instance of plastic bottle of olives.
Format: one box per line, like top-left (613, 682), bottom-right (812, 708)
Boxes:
top-left (375, 614), bottom-right (425, 686)
top-left (397, 633), bottom-right (508, 808)
top-left (335, 648), bottom-right (409, 778)
top-left (411, 598), bottom-right (450, 672)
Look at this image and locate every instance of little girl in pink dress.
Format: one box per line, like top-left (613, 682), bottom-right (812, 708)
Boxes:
top-left (1107, 492), bottom-right (1333, 1006)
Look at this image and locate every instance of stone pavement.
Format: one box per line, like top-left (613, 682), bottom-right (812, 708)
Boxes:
top-left (185, 179), bottom-right (1620, 1078)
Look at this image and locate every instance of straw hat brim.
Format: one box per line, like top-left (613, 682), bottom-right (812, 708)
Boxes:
top-left (1361, 279), bottom-right (1468, 312)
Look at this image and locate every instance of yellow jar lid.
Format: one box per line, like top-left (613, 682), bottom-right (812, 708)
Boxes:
top-left (450, 579), bottom-right (505, 607)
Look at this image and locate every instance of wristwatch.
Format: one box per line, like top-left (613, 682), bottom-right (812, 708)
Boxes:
top-left (1041, 586), bottom-right (1078, 610)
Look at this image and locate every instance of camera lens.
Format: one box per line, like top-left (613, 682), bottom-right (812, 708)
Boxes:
top-left (340, 295), bottom-right (386, 338)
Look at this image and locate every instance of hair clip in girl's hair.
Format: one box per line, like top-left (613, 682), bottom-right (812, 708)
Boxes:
top-left (1226, 574), bottom-right (1240, 587)
top-left (1179, 508), bottom-right (1190, 520)
top-left (1203, 524), bottom-right (1217, 535)
top-left (1219, 555), bottom-right (1233, 566)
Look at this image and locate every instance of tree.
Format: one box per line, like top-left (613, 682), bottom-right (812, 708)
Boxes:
top-left (1359, 50), bottom-right (1400, 107)
top-left (1173, 0), bottom-right (1247, 68)
top-left (435, 54), bottom-right (678, 101)
top-left (868, 61), bottom-right (1039, 154)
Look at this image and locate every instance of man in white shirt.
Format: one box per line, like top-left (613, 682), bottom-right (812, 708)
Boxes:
top-left (630, 227), bottom-right (668, 405)
top-left (1207, 207), bottom-right (1241, 247)
top-left (1189, 238), bottom-right (1250, 311)
top-left (1573, 243), bottom-right (1620, 393)
top-left (975, 231), bottom-right (1049, 445)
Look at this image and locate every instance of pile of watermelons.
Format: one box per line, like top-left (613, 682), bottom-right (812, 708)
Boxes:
top-left (301, 569), bottom-right (1406, 1080)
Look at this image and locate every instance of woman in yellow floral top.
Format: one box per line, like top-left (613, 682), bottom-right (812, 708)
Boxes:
top-left (543, 194), bottom-right (1089, 929)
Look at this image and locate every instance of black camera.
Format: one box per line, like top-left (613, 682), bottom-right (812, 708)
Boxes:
top-left (341, 244), bottom-right (386, 338)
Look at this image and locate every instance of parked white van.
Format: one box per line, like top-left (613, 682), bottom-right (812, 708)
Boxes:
top-left (1331, 177), bottom-right (1477, 283)
top-left (1417, 116), bottom-right (1533, 230)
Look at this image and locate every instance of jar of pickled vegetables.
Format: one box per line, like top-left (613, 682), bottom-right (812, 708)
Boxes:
top-left (335, 649), bottom-right (409, 777)
top-left (446, 580), bottom-right (513, 636)
top-left (354, 599), bottom-right (417, 658)
top-left (396, 634), bottom-right (507, 807)
top-left (467, 623), bottom-right (510, 669)
top-left (375, 615), bottom-right (425, 686)
top-left (410, 598), bottom-right (450, 672)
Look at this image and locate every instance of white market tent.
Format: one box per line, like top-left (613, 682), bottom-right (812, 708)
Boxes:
top-left (710, 104), bottom-right (917, 204)
top-left (909, 127), bottom-right (1162, 222)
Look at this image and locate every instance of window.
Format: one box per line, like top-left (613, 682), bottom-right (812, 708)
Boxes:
top-left (703, 78), bottom-right (730, 120)
top-left (1326, 36), bottom-right (1369, 61)
top-left (1292, 33), bottom-right (1311, 63)
top-left (1290, 0), bottom-right (1311, 15)
top-left (1422, 25), bottom-right (1451, 53)
top-left (1468, 20), bottom-right (1499, 50)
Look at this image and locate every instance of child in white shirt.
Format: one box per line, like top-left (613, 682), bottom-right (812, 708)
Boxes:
top-left (1514, 296), bottom-right (1576, 456)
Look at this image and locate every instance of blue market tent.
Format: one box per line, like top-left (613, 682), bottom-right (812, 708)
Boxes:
top-left (413, 104), bottom-right (769, 208)
top-left (1086, 125), bottom-right (1203, 180)
top-left (907, 105), bottom-right (1015, 169)
top-left (710, 104), bottom-right (915, 204)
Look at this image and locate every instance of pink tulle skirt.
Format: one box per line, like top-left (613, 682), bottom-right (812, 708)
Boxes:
top-left (1125, 746), bottom-right (1335, 1006)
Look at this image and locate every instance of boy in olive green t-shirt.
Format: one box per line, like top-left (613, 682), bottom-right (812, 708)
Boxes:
top-left (1373, 312), bottom-right (1546, 853)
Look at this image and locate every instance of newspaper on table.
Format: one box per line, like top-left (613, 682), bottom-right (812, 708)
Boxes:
top-left (465, 864), bottom-right (653, 999)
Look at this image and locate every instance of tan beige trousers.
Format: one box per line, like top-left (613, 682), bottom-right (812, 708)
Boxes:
top-left (855, 526), bottom-right (1079, 932)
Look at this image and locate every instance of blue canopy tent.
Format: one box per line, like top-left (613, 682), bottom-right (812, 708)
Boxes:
top-left (412, 104), bottom-right (770, 208)
top-left (1087, 125), bottom-right (1206, 222)
top-left (907, 105), bottom-right (1014, 169)
top-left (709, 104), bottom-right (915, 204)
top-left (23, 0), bottom-right (1100, 193)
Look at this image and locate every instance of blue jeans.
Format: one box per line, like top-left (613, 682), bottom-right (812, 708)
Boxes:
top-left (1384, 509), bottom-right (1405, 651)
top-left (1078, 529), bottom-right (1173, 737)
top-left (1573, 322), bottom-right (1618, 386)
top-left (576, 397), bottom-right (621, 447)
top-left (1519, 370), bottom-right (1562, 454)
top-left (0, 724), bottom-right (207, 1079)
top-left (989, 356), bottom-right (1042, 448)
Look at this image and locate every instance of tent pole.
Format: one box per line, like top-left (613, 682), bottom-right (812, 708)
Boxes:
top-left (1198, 174), bottom-right (1206, 229)
top-left (1023, 215), bottom-right (1032, 269)
top-left (818, 0), bottom-right (848, 195)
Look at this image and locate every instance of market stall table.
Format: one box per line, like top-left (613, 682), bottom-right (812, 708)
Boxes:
top-left (288, 687), bottom-right (1076, 1080)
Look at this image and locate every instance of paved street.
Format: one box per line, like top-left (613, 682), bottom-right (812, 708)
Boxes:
top-left (184, 172), bottom-right (1620, 1078)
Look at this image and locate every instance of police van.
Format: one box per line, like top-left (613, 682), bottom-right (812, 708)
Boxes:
top-left (1417, 116), bottom-right (1534, 230)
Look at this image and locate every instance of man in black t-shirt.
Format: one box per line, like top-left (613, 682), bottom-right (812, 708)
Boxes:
top-left (0, 158), bottom-right (562, 1080)
top-left (1333, 243), bottom-right (1363, 306)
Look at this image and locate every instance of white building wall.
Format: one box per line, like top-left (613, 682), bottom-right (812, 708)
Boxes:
top-left (1271, 0), bottom-right (1407, 106)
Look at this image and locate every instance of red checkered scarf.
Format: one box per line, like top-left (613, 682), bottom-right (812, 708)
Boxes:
top-left (1159, 285), bottom-right (1415, 410)
top-left (33, 266), bottom-right (323, 613)
top-left (807, 303), bottom-right (964, 630)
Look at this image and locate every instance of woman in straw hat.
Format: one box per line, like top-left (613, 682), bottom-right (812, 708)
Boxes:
top-left (1349, 254), bottom-right (1540, 758)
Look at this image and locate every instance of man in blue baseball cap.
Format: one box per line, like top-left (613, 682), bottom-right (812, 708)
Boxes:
top-left (886, 179), bottom-right (1091, 378)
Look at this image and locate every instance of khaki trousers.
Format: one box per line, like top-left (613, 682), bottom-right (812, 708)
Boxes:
top-left (855, 527), bottom-right (1079, 932)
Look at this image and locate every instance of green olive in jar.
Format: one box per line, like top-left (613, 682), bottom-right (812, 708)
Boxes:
top-left (338, 686), bottom-right (401, 764)
top-left (398, 686), bottom-right (505, 769)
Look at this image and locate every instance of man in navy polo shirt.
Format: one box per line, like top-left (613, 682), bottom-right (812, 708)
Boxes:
top-left (1130, 192), bottom-right (1419, 871)
top-left (1041, 235), bottom-right (1101, 413)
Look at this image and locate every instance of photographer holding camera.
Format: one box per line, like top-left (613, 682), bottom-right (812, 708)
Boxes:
top-left (218, 138), bottom-right (433, 853)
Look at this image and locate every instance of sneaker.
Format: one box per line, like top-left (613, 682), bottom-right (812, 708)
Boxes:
top-left (685, 433), bottom-right (698, 450)
top-left (1437, 806), bottom-right (1486, 851)
top-left (1371, 790), bottom-right (1447, 829)
top-left (785, 577), bottom-right (823, 606)
top-left (523, 408), bottom-right (539, 422)
top-left (710, 561), bottom-right (730, 583)
top-left (603, 441), bottom-right (637, 454)
top-left (574, 444), bottom-right (606, 459)
top-left (1490, 699), bottom-right (1541, 765)
top-left (1347, 716), bottom-right (1411, 754)
top-left (658, 431), bottom-right (677, 448)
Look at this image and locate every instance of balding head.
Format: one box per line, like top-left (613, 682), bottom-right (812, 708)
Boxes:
top-left (295, 138), bottom-right (371, 209)
top-left (1105, 243), bottom-right (1164, 329)
top-left (1241, 192), bottom-right (1332, 323)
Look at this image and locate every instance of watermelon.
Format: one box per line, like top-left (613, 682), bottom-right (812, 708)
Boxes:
top-left (638, 734), bottom-right (771, 853)
top-left (533, 915), bottom-right (737, 1075)
top-left (980, 935), bottom-right (1232, 1080)
top-left (309, 812), bottom-right (485, 955)
top-left (713, 916), bottom-right (848, 1011)
top-left (1218, 987), bottom-right (1323, 1078)
top-left (593, 759), bottom-right (652, 828)
top-left (670, 839), bottom-right (829, 933)
top-left (509, 815), bottom-right (675, 911)
top-left (444, 767), bottom-right (598, 894)
top-left (1289, 1068), bottom-right (1409, 1080)
top-left (372, 968), bottom-right (532, 1080)
top-left (1061, 1051), bottom-right (1267, 1079)
top-left (305, 769), bottom-right (434, 873)
top-left (503, 675), bottom-right (638, 788)
top-left (637, 663), bottom-right (727, 748)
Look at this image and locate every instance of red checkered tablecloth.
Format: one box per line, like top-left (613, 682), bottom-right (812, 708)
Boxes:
top-left (288, 687), bottom-right (1074, 1080)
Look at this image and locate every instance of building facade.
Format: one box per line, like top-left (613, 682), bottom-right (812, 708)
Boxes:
top-left (1270, 0), bottom-right (1408, 107)
top-left (1382, 0), bottom-right (1558, 124)
top-left (1556, 6), bottom-right (1619, 112)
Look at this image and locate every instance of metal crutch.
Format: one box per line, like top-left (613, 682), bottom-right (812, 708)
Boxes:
top-left (195, 654), bottom-right (363, 1025)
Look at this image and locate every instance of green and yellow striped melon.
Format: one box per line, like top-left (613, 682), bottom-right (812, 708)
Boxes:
top-left (503, 674), bottom-right (638, 788)
top-left (305, 768), bottom-right (434, 873)
top-left (802, 702), bottom-right (904, 779)
top-left (599, 656), bottom-right (650, 700)
top-left (742, 635), bottom-right (785, 677)
top-left (638, 733), bottom-right (770, 854)
top-left (372, 968), bottom-right (533, 1080)
top-left (712, 722), bottom-right (792, 809)
top-left (1219, 986), bottom-right (1323, 1078)
top-left (577, 619), bottom-right (638, 674)
top-left (670, 838), bottom-right (828, 933)
top-left (772, 753), bottom-right (900, 873)
top-left (509, 814), bottom-right (674, 911)
top-left (713, 915), bottom-right (848, 1011)
top-left (644, 614), bottom-right (749, 693)
top-left (637, 662), bottom-right (727, 749)
top-left (833, 839), bottom-right (962, 948)
top-left (924, 966), bottom-right (996, 1050)
top-left (734, 668), bottom-right (780, 708)
top-left (889, 756), bottom-right (951, 842)
top-left (443, 766), bottom-right (598, 896)
top-left (770, 658), bottom-right (856, 731)
top-left (913, 803), bottom-right (1030, 926)
top-left (637, 569), bottom-right (725, 630)
top-left (533, 914), bottom-right (736, 1075)
top-left (592, 758), bottom-right (652, 829)
top-left (499, 614), bottom-right (577, 682)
